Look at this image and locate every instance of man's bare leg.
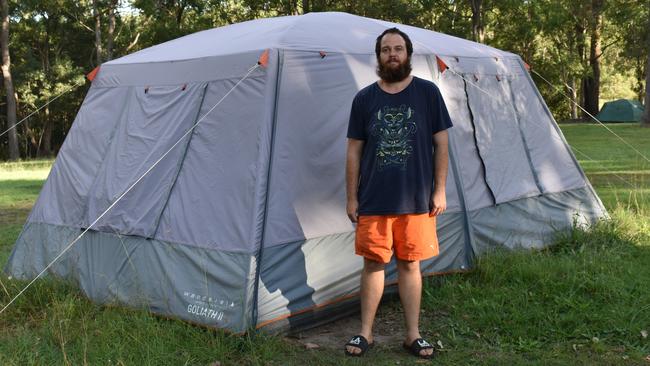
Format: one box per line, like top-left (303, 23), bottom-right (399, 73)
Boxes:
top-left (346, 258), bottom-right (385, 355)
top-left (397, 259), bottom-right (433, 357)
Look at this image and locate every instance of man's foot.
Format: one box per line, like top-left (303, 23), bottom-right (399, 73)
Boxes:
top-left (403, 337), bottom-right (435, 359)
top-left (344, 335), bottom-right (374, 357)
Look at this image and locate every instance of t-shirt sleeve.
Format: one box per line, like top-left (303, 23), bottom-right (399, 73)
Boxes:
top-left (431, 86), bottom-right (453, 134)
top-left (347, 94), bottom-right (366, 140)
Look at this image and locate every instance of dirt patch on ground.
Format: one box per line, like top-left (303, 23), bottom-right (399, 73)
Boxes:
top-left (286, 299), bottom-right (442, 351)
top-left (0, 205), bottom-right (32, 226)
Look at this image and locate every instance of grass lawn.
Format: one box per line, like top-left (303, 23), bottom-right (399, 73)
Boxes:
top-left (1, 124), bottom-right (650, 365)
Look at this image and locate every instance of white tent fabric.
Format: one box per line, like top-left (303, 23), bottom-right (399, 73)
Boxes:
top-left (5, 12), bottom-right (605, 333)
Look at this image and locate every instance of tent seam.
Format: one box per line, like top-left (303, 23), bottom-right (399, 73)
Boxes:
top-left (461, 77), bottom-right (497, 205)
top-left (427, 55), bottom-right (477, 266)
top-left (506, 78), bottom-right (545, 195)
top-left (251, 49), bottom-right (284, 330)
top-left (151, 83), bottom-right (209, 238)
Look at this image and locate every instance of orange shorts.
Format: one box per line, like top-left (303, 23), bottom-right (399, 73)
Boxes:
top-left (355, 213), bottom-right (439, 263)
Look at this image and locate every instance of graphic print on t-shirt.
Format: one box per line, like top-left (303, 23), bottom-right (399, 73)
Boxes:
top-left (369, 105), bottom-right (417, 171)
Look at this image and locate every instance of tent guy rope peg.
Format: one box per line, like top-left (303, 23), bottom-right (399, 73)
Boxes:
top-left (0, 60), bottom-right (262, 318)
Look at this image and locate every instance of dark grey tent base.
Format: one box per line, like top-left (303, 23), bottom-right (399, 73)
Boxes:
top-left (5, 186), bottom-right (604, 334)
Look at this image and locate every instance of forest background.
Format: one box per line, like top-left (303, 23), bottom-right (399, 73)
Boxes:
top-left (0, 0), bottom-right (649, 161)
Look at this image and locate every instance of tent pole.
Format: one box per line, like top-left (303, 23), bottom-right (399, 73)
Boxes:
top-left (251, 49), bottom-right (284, 330)
top-left (426, 55), bottom-right (477, 265)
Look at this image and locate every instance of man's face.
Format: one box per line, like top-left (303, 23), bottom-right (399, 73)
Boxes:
top-left (376, 33), bottom-right (412, 83)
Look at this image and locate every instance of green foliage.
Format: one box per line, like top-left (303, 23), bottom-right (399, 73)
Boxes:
top-left (1, 0), bottom-right (648, 160)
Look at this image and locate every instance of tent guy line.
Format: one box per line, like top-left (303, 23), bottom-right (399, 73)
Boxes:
top-left (448, 67), bottom-right (639, 191)
top-left (531, 69), bottom-right (650, 165)
top-left (0, 78), bottom-right (86, 139)
top-left (0, 62), bottom-right (261, 317)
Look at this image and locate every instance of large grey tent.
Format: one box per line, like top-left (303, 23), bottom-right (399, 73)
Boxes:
top-left (5, 12), bottom-right (606, 333)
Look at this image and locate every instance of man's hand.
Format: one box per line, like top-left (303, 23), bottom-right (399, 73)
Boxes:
top-left (429, 189), bottom-right (446, 217)
top-left (347, 199), bottom-right (359, 223)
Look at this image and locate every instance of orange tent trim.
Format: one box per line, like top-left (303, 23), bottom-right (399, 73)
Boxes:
top-left (258, 49), bottom-right (270, 68)
top-left (435, 55), bottom-right (448, 73)
top-left (255, 268), bottom-right (471, 329)
top-left (86, 66), bottom-right (100, 81)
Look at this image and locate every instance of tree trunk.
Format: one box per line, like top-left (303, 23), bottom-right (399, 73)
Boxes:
top-left (641, 52), bottom-right (650, 126)
top-left (569, 78), bottom-right (578, 119)
top-left (1, 0), bottom-right (18, 160)
top-left (469, 0), bottom-right (485, 43)
top-left (93, 0), bottom-right (103, 65)
top-left (302, 0), bottom-right (310, 14)
top-left (106, 0), bottom-right (117, 61)
top-left (36, 105), bottom-right (52, 157)
top-left (583, 0), bottom-right (603, 117)
top-left (176, 0), bottom-right (185, 27)
top-left (39, 25), bottom-right (52, 157)
top-left (635, 56), bottom-right (645, 102)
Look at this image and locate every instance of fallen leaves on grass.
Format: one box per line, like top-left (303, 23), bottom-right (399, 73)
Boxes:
top-left (303, 342), bottom-right (319, 349)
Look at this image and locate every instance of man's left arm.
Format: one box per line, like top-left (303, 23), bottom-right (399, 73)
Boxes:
top-left (430, 130), bottom-right (449, 217)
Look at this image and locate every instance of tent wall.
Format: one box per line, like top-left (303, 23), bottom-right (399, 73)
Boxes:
top-left (6, 222), bottom-right (255, 332)
top-left (7, 50), bottom-right (283, 332)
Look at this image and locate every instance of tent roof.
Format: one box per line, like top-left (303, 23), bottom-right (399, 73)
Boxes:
top-left (107, 12), bottom-right (514, 65)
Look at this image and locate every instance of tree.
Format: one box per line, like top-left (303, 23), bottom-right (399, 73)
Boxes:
top-left (1, 0), bottom-right (18, 160)
top-left (582, 0), bottom-right (603, 117)
top-left (642, 52), bottom-right (650, 126)
top-left (469, 0), bottom-right (485, 43)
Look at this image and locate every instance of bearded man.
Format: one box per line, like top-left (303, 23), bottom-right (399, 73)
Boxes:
top-left (343, 27), bottom-right (453, 359)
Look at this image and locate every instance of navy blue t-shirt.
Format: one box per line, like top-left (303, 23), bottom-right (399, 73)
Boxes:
top-left (347, 76), bottom-right (453, 215)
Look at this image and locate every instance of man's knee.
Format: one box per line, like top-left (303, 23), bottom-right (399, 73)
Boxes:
top-left (396, 259), bottom-right (420, 273)
top-left (364, 258), bottom-right (386, 273)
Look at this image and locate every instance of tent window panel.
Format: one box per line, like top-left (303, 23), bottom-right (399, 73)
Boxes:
top-left (439, 73), bottom-right (494, 211)
top-left (155, 77), bottom-right (269, 252)
top-left (84, 82), bottom-right (207, 237)
top-left (509, 76), bottom-right (586, 193)
top-left (29, 87), bottom-right (130, 227)
top-left (264, 51), bottom-right (362, 246)
top-left (465, 76), bottom-right (540, 204)
top-left (414, 56), bottom-right (462, 213)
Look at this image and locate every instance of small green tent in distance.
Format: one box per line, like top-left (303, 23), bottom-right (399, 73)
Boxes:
top-left (596, 99), bottom-right (645, 122)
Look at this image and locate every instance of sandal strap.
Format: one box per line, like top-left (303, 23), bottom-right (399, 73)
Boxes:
top-left (345, 334), bottom-right (369, 349)
top-left (411, 338), bottom-right (434, 351)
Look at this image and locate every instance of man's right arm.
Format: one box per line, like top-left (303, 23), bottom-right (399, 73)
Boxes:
top-left (346, 138), bottom-right (364, 223)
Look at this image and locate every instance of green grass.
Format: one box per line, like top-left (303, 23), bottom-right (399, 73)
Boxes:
top-left (1, 125), bottom-right (650, 365)
top-left (562, 124), bottom-right (650, 211)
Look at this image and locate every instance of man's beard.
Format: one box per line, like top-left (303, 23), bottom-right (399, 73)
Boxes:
top-left (376, 58), bottom-right (412, 83)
